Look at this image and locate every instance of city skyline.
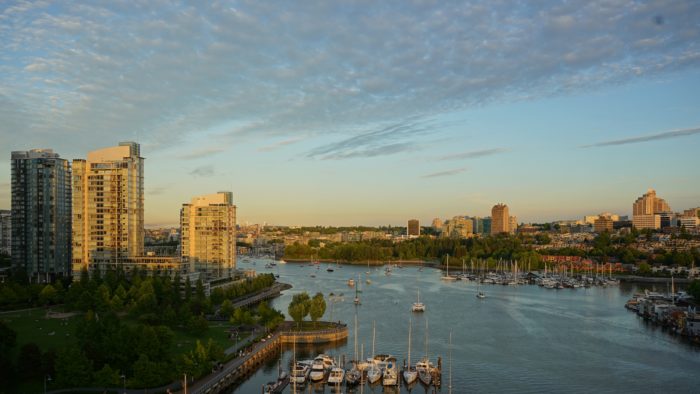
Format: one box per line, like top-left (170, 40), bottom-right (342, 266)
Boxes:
top-left (1, 1), bottom-right (700, 226)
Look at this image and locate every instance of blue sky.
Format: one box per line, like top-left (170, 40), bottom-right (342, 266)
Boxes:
top-left (1, 0), bottom-right (699, 226)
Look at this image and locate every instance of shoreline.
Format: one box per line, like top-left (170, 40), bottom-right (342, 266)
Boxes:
top-left (280, 258), bottom-right (437, 266)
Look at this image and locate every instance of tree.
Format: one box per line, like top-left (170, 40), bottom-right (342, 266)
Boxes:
top-left (638, 262), bottom-right (651, 275)
top-left (309, 292), bottom-right (326, 327)
top-left (38, 284), bottom-right (57, 305)
top-left (0, 321), bottom-right (17, 387)
top-left (55, 347), bottom-right (93, 388)
top-left (688, 280), bottom-right (700, 301)
top-left (93, 364), bottom-right (121, 387)
top-left (17, 343), bottom-right (42, 380)
top-left (288, 292), bottom-right (311, 327)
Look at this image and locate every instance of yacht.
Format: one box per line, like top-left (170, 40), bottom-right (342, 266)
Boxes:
top-left (309, 355), bottom-right (334, 382)
top-left (345, 363), bottom-right (362, 386)
top-left (290, 361), bottom-right (311, 385)
top-left (411, 289), bottom-right (425, 312)
top-left (327, 367), bottom-right (345, 385)
top-left (366, 362), bottom-right (383, 384)
top-left (347, 278), bottom-right (355, 287)
top-left (382, 356), bottom-right (399, 386)
top-left (441, 255), bottom-right (457, 281)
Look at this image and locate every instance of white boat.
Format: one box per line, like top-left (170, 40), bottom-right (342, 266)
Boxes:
top-left (278, 259), bottom-right (286, 264)
top-left (290, 362), bottom-right (311, 385)
top-left (441, 255), bottom-right (457, 281)
top-left (382, 356), bottom-right (398, 386)
top-left (345, 363), bottom-right (362, 386)
top-left (416, 359), bottom-right (433, 386)
top-left (327, 367), bottom-right (345, 385)
top-left (309, 354), bottom-right (334, 382)
top-left (411, 289), bottom-right (425, 312)
top-left (366, 321), bottom-right (383, 384)
top-left (348, 278), bottom-right (355, 287)
top-left (403, 317), bottom-right (418, 385)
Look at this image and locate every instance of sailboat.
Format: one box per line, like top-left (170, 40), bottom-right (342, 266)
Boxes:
top-left (412, 289), bottom-right (425, 312)
top-left (354, 274), bottom-right (361, 305)
top-left (366, 321), bottom-right (383, 384)
top-left (416, 320), bottom-right (434, 386)
top-left (403, 317), bottom-right (418, 384)
top-left (441, 254), bottom-right (457, 281)
top-left (346, 314), bottom-right (362, 386)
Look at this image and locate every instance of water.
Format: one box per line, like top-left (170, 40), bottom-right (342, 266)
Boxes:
top-left (231, 260), bottom-right (700, 393)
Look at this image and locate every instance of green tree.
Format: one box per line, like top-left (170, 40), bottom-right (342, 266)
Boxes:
top-left (309, 292), bottom-right (326, 327)
top-left (55, 347), bottom-right (93, 388)
top-left (93, 364), bottom-right (121, 387)
top-left (17, 342), bottom-right (42, 380)
top-left (38, 284), bottom-right (57, 305)
top-left (0, 321), bottom-right (17, 387)
top-left (638, 262), bottom-right (652, 275)
top-left (688, 280), bottom-right (700, 301)
top-left (288, 292), bottom-right (311, 327)
top-left (220, 299), bottom-right (234, 318)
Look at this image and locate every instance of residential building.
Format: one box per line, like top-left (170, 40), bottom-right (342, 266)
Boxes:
top-left (407, 219), bottom-right (420, 236)
top-left (72, 142), bottom-right (144, 275)
top-left (0, 210), bottom-right (10, 256)
top-left (482, 217), bottom-right (492, 235)
top-left (584, 212), bottom-right (620, 225)
top-left (632, 188), bottom-right (670, 230)
top-left (679, 216), bottom-right (699, 232)
top-left (181, 192), bottom-right (237, 279)
top-left (509, 216), bottom-right (518, 234)
top-left (431, 218), bottom-right (443, 231)
top-left (443, 216), bottom-right (473, 238)
top-left (491, 203), bottom-right (510, 235)
top-left (11, 149), bottom-right (72, 282)
top-left (594, 215), bottom-right (614, 233)
top-left (683, 208), bottom-right (700, 218)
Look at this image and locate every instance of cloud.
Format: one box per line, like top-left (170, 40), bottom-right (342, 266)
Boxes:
top-left (438, 148), bottom-right (509, 161)
top-left (306, 117), bottom-right (437, 159)
top-left (582, 126), bottom-right (700, 148)
top-left (189, 165), bottom-right (214, 177)
top-left (0, 1), bottom-right (699, 157)
top-left (257, 137), bottom-right (305, 152)
top-left (147, 185), bottom-right (169, 195)
top-left (179, 147), bottom-right (226, 160)
top-left (421, 168), bottom-right (467, 178)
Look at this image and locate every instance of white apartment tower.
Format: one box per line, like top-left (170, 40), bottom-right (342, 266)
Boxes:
top-left (72, 142), bottom-right (144, 275)
top-left (180, 192), bottom-right (237, 279)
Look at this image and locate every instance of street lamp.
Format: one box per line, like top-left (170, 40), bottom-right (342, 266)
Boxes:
top-left (120, 374), bottom-right (126, 394)
top-left (44, 374), bottom-right (51, 394)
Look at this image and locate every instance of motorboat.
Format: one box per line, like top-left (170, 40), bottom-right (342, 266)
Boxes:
top-left (411, 289), bottom-right (425, 312)
top-left (327, 367), bottom-right (345, 385)
top-left (416, 359), bottom-right (433, 386)
top-left (290, 361), bottom-right (311, 385)
top-left (263, 371), bottom-right (289, 394)
top-left (309, 355), bottom-right (334, 382)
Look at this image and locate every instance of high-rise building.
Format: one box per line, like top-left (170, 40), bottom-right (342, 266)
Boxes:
top-left (0, 210), bottom-right (10, 256)
top-left (632, 188), bottom-right (670, 230)
top-left (594, 215), bottom-right (614, 233)
top-left (11, 149), bottom-right (72, 282)
top-left (72, 142), bottom-right (144, 275)
top-left (181, 192), bottom-right (237, 279)
top-left (491, 203), bottom-right (510, 235)
top-left (431, 218), bottom-right (443, 231)
top-left (482, 217), bottom-right (492, 235)
top-left (407, 219), bottom-right (420, 236)
top-left (443, 216), bottom-right (473, 238)
top-left (509, 216), bottom-right (518, 234)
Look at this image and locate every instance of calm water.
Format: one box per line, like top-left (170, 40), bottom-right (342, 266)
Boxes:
top-left (231, 260), bottom-right (700, 393)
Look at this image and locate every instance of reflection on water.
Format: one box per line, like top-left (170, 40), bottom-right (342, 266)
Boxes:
top-left (228, 261), bottom-right (700, 393)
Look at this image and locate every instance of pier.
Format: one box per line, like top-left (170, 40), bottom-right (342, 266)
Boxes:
top-left (181, 322), bottom-right (348, 394)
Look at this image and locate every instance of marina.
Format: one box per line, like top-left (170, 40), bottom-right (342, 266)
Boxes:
top-left (229, 259), bottom-right (700, 393)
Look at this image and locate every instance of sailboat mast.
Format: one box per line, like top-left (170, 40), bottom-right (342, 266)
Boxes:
top-left (407, 317), bottom-right (412, 367)
top-left (449, 329), bottom-right (453, 394)
top-left (372, 321), bottom-right (376, 356)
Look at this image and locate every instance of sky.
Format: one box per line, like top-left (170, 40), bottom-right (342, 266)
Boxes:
top-left (1, 0), bottom-right (699, 227)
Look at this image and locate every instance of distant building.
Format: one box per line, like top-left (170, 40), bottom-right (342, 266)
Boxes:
top-left (683, 208), bottom-right (700, 218)
top-left (407, 219), bottom-right (420, 236)
top-left (491, 204), bottom-right (510, 235)
top-left (594, 215), bottom-right (614, 233)
top-left (482, 217), bottom-right (492, 235)
top-left (11, 149), bottom-right (72, 282)
top-left (0, 210), bottom-right (10, 256)
top-left (181, 192), bottom-right (237, 279)
top-left (431, 218), bottom-right (444, 231)
top-left (509, 216), bottom-right (518, 234)
top-left (72, 142), bottom-right (144, 275)
top-left (679, 216), bottom-right (699, 232)
top-left (632, 188), bottom-right (670, 230)
top-left (443, 216), bottom-right (473, 238)
top-left (658, 212), bottom-right (677, 229)
top-left (584, 212), bottom-right (620, 225)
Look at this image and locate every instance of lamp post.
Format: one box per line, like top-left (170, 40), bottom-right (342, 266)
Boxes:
top-left (44, 374), bottom-right (51, 394)
top-left (120, 374), bottom-right (126, 394)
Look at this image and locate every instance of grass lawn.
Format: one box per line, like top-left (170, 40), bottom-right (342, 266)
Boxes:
top-left (290, 321), bottom-right (340, 331)
top-left (171, 321), bottom-right (242, 356)
top-left (0, 308), bottom-right (80, 352)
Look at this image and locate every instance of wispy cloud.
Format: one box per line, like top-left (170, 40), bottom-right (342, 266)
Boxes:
top-left (189, 165), bottom-right (214, 177)
top-left (257, 137), bottom-right (305, 152)
top-left (180, 147), bottom-right (226, 160)
top-left (438, 148), bottom-right (509, 161)
top-left (0, 1), bottom-right (697, 156)
top-left (147, 185), bottom-right (169, 195)
top-left (306, 117), bottom-right (437, 160)
top-left (421, 168), bottom-right (467, 178)
top-left (582, 126), bottom-right (700, 148)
